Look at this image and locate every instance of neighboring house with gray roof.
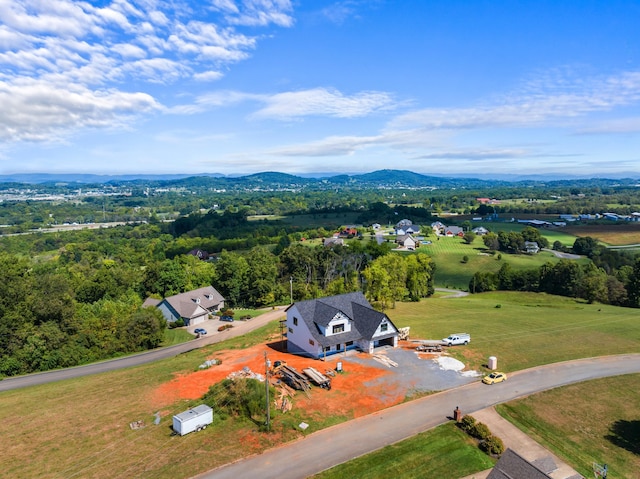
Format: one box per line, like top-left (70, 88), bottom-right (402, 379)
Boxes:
top-left (285, 292), bottom-right (399, 359)
top-left (396, 234), bottom-right (416, 250)
top-left (155, 285), bottom-right (225, 326)
top-left (487, 449), bottom-right (555, 479)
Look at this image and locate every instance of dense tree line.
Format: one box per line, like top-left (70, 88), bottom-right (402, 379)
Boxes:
top-left (469, 238), bottom-right (640, 307)
top-left (0, 253), bottom-right (166, 376)
top-left (480, 226), bottom-right (550, 253)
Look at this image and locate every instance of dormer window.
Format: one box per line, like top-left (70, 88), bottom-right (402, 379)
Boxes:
top-left (332, 324), bottom-right (344, 334)
top-left (195, 297), bottom-right (200, 304)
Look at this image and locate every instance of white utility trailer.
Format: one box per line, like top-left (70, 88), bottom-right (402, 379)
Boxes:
top-left (172, 405), bottom-right (213, 436)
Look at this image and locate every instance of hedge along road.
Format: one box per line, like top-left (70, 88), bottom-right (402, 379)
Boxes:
top-left (196, 354), bottom-right (640, 479)
top-left (0, 307), bottom-right (286, 392)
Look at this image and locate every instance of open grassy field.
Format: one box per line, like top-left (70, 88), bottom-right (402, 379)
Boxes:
top-left (311, 421), bottom-right (495, 479)
top-left (390, 291), bottom-right (640, 372)
top-left (2, 292), bottom-right (639, 479)
top-left (418, 235), bottom-right (585, 290)
top-left (497, 374), bottom-right (640, 478)
top-left (564, 223), bottom-right (640, 246)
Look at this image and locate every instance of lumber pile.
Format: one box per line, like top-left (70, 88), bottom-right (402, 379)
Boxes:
top-left (276, 364), bottom-right (312, 397)
top-left (302, 367), bottom-right (332, 389)
top-left (373, 354), bottom-right (398, 368)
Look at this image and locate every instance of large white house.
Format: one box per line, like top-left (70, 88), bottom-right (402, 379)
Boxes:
top-left (146, 286), bottom-right (225, 326)
top-left (285, 292), bottom-right (399, 359)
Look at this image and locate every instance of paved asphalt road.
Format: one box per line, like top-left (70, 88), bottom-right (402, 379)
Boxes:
top-left (0, 307), bottom-right (285, 392)
top-left (195, 354), bottom-right (640, 479)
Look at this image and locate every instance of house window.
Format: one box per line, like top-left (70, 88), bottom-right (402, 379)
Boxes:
top-left (323, 346), bottom-right (330, 352)
top-left (309, 339), bottom-right (315, 346)
top-left (346, 341), bottom-right (353, 347)
top-left (332, 324), bottom-right (344, 334)
top-left (380, 323), bottom-right (388, 332)
top-left (293, 317), bottom-right (298, 326)
top-left (288, 328), bottom-right (293, 334)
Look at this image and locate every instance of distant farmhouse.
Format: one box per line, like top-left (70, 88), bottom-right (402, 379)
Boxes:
top-left (144, 285), bottom-right (225, 326)
top-left (285, 292), bottom-right (400, 359)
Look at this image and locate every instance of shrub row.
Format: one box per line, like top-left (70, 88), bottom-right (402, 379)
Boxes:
top-left (458, 415), bottom-right (505, 456)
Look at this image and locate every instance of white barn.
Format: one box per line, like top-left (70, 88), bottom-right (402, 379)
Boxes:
top-left (286, 292), bottom-right (399, 359)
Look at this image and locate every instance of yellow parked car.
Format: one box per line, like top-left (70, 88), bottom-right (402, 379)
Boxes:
top-left (482, 372), bottom-right (507, 384)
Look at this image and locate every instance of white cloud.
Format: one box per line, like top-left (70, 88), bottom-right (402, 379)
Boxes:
top-left (193, 70), bottom-right (224, 82)
top-left (576, 117), bottom-right (640, 134)
top-left (414, 148), bottom-right (531, 161)
top-left (252, 87), bottom-right (396, 120)
top-left (391, 71), bottom-right (640, 131)
top-left (0, 79), bottom-right (160, 142)
top-left (112, 43), bottom-right (147, 59)
top-left (220, 0), bottom-right (294, 27)
top-left (0, 0), bottom-right (296, 144)
top-left (271, 134), bottom-right (383, 157)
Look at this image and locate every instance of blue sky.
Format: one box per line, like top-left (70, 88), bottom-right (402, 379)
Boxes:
top-left (1, 0), bottom-right (640, 178)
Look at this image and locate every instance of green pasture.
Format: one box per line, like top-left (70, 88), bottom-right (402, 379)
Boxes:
top-left (389, 291), bottom-right (640, 372)
top-left (417, 235), bottom-right (579, 289)
top-left (311, 421), bottom-right (495, 479)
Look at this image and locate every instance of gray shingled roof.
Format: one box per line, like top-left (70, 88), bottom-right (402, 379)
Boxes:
top-left (293, 292), bottom-right (398, 346)
top-left (162, 286), bottom-right (224, 320)
top-left (487, 449), bottom-right (552, 479)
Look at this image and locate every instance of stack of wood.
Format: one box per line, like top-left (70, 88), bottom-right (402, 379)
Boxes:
top-left (302, 367), bottom-right (332, 389)
top-left (276, 364), bottom-right (312, 397)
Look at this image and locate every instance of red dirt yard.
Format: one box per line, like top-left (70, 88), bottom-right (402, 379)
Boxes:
top-left (151, 343), bottom-right (413, 418)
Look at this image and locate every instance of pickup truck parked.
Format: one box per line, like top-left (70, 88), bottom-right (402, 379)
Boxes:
top-left (442, 333), bottom-right (470, 346)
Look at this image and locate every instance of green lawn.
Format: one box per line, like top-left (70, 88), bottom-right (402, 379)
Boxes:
top-left (497, 374), bottom-right (640, 478)
top-left (311, 421), bottom-right (495, 479)
top-left (389, 291), bottom-right (640, 372)
top-left (161, 327), bottom-right (194, 346)
top-left (417, 235), bottom-right (580, 289)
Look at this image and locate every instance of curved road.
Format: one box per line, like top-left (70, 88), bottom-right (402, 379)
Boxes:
top-left (196, 354), bottom-right (640, 479)
top-left (0, 307), bottom-right (285, 392)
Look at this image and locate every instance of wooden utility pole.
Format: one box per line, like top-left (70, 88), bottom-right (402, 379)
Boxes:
top-left (264, 352), bottom-right (271, 429)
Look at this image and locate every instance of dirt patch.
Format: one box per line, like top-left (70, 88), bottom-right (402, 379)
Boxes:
top-left (150, 342), bottom-right (479, 418)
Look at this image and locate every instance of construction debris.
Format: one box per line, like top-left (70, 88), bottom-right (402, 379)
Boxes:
top-left (416, 343), bottom-right (443, 353)
top-left (199, 359), bottom-right (219, 369)
top-left (302, 367), bottom-right (332, 389)
top-left (373, 354), bottom-right (398, 368)
top-left (227, 366), bottom-right (265, 382)
top-left (129, 420), bottom-right (145, 430)
top-left (398, 326), bottom-right (411, 340)
top-left (273, 364), bottom-right (312, 397)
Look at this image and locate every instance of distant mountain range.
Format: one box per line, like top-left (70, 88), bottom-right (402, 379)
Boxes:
top-left (0, 169), bottom-right (638, 189)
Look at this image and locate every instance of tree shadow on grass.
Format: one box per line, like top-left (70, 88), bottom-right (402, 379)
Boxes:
top-left (605, 419), bottom-right (640, 455)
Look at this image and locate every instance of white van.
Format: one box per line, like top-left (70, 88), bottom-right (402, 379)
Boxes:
top-left (442, 333), bottom-right (470, 346)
